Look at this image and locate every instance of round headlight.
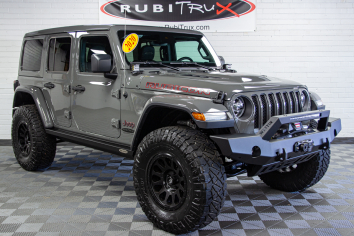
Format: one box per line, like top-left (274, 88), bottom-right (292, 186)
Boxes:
top-left (300, 92), bottom-right (306, 108)
top-left (233, 97), bottom-right (245, 117)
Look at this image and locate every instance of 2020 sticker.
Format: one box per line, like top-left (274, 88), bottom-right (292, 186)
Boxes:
top-left (122, 33), bottom-right (139, 53)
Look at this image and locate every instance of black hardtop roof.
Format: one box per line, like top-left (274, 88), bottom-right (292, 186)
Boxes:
top-left (24, 24), bottom-right (203, 37)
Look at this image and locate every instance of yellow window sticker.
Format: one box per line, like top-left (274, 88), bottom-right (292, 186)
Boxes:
top-left (122, 33), bottom-right (139, 53)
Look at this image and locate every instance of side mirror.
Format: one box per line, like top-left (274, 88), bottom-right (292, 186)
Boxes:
top-left (218, 56), bottom-right (225, 66)
top-left (91, 54), bottom-right (112, 73)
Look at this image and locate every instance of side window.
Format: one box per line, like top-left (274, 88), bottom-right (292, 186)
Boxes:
top-left (175, 41), bottom-right (208, 62)
top-left (21, 39), bottom-right (43, 71)
top-left (48, 37), bottom-right (71, 72)
top-left (79, 36), bottom-right (113, 73)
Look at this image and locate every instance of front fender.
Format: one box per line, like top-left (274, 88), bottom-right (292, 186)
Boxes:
top-left (13, 86), bottom-right (54, 128)
top-left (143, 94), bottom-right (233, 126)
top-left (145, 94), bottom-right (227, 113)
top-left (131, 94), bottom-right (234, 151)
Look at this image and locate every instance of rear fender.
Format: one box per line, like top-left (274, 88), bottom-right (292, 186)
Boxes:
top-left (13, 86), bottom-right (54, 128)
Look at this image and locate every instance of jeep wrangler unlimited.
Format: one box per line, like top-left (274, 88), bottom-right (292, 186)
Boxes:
top-left (12, 25), bottom-right (341, 234)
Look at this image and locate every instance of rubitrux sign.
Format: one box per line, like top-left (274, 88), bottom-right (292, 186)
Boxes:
top-left (99, 0), bottom-right (256, 32)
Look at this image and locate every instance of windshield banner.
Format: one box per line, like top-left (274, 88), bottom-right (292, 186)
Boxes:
top-left (99, 0), bottom-right (256, 32)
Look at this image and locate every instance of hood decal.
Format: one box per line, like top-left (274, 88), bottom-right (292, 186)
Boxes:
top-left (146, 82), bottom-right (213, 95)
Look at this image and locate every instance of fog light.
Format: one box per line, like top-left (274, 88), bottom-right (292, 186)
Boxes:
top-left (192, 112), bottom-right (228, 121)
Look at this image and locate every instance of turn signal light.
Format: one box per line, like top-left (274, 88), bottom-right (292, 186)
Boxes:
top-left (192, 112), bottom-right (206, 121)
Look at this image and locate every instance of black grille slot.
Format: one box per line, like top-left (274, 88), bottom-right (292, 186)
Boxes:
top-left (252, 95), bottom-right (259, 129)
top-left (296, 91), bottom-right (301, 111)
top-left (283, 93), bottom-right (289, 114)
top-left (289, 92), bottom-right (296, 113)
top-left (276, 93), bottom-right (283, 115)
top-left (260, 95), bottom-right (267, 125)
top-left (268, 94), bottom-right (275, 117)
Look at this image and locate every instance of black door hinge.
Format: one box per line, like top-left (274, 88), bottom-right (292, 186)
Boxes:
top-left (111, 118), bottom-right (121, 129)
top-left (64, 110), bottom-right (72, 119)
top-left (64, 85), bottom-right (71, 94)
top-left (112, 90), bottom-right (121, 99)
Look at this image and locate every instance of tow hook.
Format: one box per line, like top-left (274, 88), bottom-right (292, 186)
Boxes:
top-left (319, 138), bottom-right (330, 150)
top-left (294, 139), bottom-right (314, 153)
top-left (276, 148), bottom-right (287, 162)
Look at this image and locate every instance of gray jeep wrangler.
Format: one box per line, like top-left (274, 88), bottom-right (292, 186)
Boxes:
top-left (12, 25), bottom-right (341, 234)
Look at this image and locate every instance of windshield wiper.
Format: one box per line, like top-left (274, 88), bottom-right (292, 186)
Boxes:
top-left (170, 62), bottom-right (215, 71)
top-left (134, 61), bottom-right (180, 71)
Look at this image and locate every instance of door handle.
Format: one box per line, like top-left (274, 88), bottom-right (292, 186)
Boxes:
top-left (44, 82), bottom-right (55, 89)
top-left (72, 85), bottom-right (85, 92)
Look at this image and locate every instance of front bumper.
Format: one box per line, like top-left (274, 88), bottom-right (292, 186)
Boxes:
top-left (210, 110), bottom-right (341, 176)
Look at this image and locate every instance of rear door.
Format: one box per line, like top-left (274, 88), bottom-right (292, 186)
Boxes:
top-left (71, 32), bottom-right (121, 138)
top-left (42, 34), bottom-right (73, 128)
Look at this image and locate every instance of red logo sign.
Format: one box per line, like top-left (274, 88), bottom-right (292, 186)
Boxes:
top-left (123, 120), bottom-right (135, 128)
top-left (145, 82), bottom-right (211, 95)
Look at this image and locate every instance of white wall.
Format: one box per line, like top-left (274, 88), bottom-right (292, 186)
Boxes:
top-left (0, 0), bottom-right (353, 138)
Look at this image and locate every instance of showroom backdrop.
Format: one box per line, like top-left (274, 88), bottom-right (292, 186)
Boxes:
top-left (0, 0), bottom-right (353, 138)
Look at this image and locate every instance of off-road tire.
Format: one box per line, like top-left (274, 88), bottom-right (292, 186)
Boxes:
top-left (12, 105), bottom-right (56, 171)
top-left (259, 149), bottom-right (330, 192)
top-left (133, 126), bottom-right (227, 234)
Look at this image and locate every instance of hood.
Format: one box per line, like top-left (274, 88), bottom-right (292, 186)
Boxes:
top-left (136, 71), bottom-right (304, 100)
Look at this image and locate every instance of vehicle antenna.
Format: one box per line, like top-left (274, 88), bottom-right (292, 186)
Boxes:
top-left (124, 10), bottom-right (126, 83)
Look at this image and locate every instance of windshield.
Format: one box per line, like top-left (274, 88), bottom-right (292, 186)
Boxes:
top-left (118, 30), bottom-right (221, 68)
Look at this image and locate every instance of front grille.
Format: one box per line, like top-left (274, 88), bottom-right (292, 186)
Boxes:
top-left (252, 90), bottom-right (304, 129)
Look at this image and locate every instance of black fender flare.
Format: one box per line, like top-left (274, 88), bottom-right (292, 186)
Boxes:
top-left (13, 86), bottom-right (54, 128)
top-left (131, 94), bottom-right (233, 151)
top-left (309, 91), bottom-right (326, 110)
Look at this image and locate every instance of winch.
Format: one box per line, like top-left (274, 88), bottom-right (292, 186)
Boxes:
top-left (294, 139), bottom-right (314, 152)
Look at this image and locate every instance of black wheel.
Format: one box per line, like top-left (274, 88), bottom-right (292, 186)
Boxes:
top-left (12, 105), bottom-right (56, 171)
top-left (134, 126), bottom-right (226, 234)
top-left (147, 153), bottom-right (188, 211)
top-left (259, 149), bottom-right (330, 192)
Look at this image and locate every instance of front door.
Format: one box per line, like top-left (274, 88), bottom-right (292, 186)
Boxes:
top-left (71, 33), bottom-right (121, 138)
top-left (42, 34), bottom-right (73, 128)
